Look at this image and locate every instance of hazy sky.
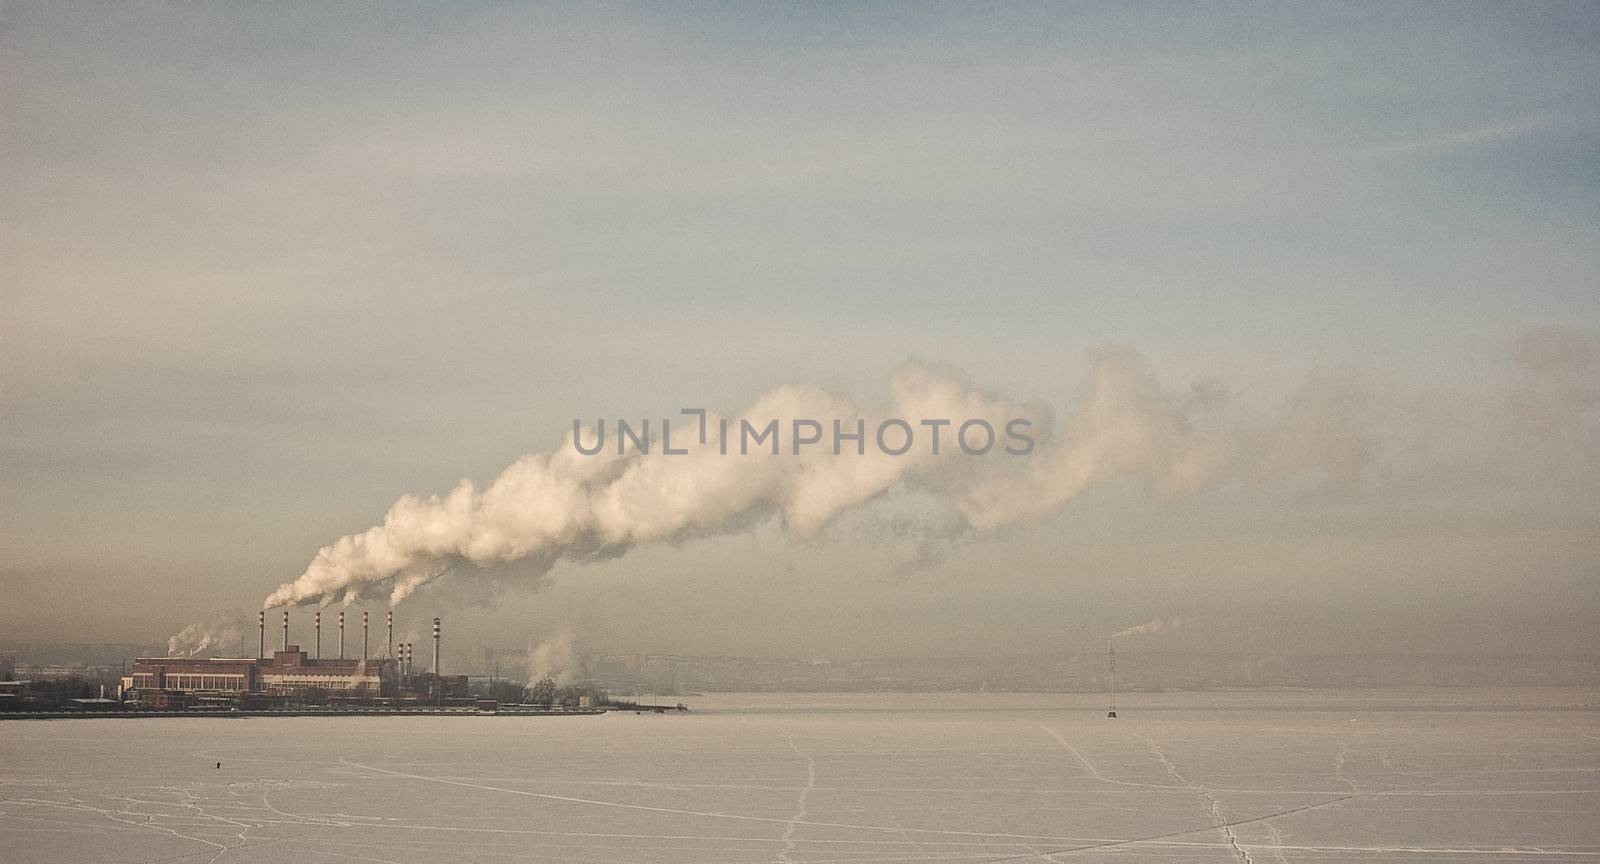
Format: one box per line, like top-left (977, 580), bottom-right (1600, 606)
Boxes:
top-left (3, 2), bottom-right (1597, 659)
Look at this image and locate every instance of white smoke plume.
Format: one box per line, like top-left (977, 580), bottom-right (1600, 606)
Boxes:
top-left (526, 630), bottom-right (577, 686)
top-left (167, 614), bottom-right (248, 658)
top-left (262, 349), bottom-right (1369, 610)
top-left (1110, 616), bottom-right (1187, 641)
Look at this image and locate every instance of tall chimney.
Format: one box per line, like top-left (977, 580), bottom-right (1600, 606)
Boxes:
top-left (338, 610), bottom-right (345, 660)
top-left (432, 617), bottom-right (441, 676)
top-left (257, 611), bottom-right (265, 660)
top-left (386, 611), bottom-right (393, 660)
top-left (314, 611), bottom-right (322, 659)
top-left (362, 611), bottom-right (369, 661)
top-left (1107, 639), bottom-right (1117, 719)
top-left (281, 609), bottom-right (289, 651)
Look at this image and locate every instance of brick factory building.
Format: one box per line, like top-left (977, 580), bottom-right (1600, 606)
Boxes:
top-left (129, 647), bottom-right (395, 699)
top-left (129, 657), bottom-right (260, 695)
top-left (256, 646), bottom-right (391, 694)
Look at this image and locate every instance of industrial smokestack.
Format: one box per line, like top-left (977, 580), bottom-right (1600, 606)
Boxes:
top-left (314, 610), bottom-right (322, 660)
top-left (432, 617), bottom-right (441, 676)
top-left (1104, 616), bottom-right (1182, 718)
top-left (386, 611), bottom-right (393, 661)
top-left (257, 611), bottom-right (265, 660)
top-left (281, 609), bottom-right (289, 651)
top-left (362, 611), bottom-right (369, 661)
top-left (338, 610), bottom-right (345, 660)
top-left (1107, 639), bottom-right (1117, 718)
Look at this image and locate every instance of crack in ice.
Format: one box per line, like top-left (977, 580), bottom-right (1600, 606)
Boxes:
top-left (774, 735), bottom-right (817, 864)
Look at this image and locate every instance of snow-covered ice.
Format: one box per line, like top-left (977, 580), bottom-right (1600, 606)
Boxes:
top-left (2, 689), bottom-right (1596, 863)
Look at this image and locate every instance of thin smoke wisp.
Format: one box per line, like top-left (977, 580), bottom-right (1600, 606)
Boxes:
top-left (1110, 616), bottom-right (1187, 641)
top-left (167, 615), bottom-right (249, 658)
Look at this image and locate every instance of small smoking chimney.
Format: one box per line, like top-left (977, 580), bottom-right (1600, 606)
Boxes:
top-left (432, 617), bottom-right (441, 676)
top-left (257, 611), bottom-right (265, 660)
top-left (1106, 639), bottom-right (1117, 719)
top-left (314, 610), bottom-right (322, 659)
top-left (338, 610), bottom-right (345, 660)
top-left (362, 611), bottom-right (369, 661)
top-left (281, 609), bottom-right (289, 651)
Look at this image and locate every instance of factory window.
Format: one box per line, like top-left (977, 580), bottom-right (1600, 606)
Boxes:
top-left (158, 673), bottom-right (245, 692)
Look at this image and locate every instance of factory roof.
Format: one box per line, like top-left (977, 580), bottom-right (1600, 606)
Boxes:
top-left (131, 653), bottom-right (389, 668)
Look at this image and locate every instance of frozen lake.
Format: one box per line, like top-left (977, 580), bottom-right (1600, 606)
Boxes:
top-left (2, 689), bottom-right (1597, 863)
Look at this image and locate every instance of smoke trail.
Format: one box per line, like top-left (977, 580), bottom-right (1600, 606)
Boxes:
top-left (167, 614), bottom-right (248, 657)
top-left (1110, 616), bottom-right (1186, 641)
top-left (262, 349), bottom-right (1369, 610)
top-left (526, 630), bottom-right (577, 686)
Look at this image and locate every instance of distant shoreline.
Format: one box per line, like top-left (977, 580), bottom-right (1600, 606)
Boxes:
top-left (0, 706), bottom-right (609, 721)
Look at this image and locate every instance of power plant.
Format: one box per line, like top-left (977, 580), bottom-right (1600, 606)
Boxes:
top-left (126, 610), bottom-right (468, 709)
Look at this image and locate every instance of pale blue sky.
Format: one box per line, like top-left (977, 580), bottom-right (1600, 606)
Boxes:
top-left (2, 2), bottom-right (1596, 655)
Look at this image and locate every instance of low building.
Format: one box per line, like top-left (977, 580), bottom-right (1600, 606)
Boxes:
top-left (0, 680), bottom-right (36, 710)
